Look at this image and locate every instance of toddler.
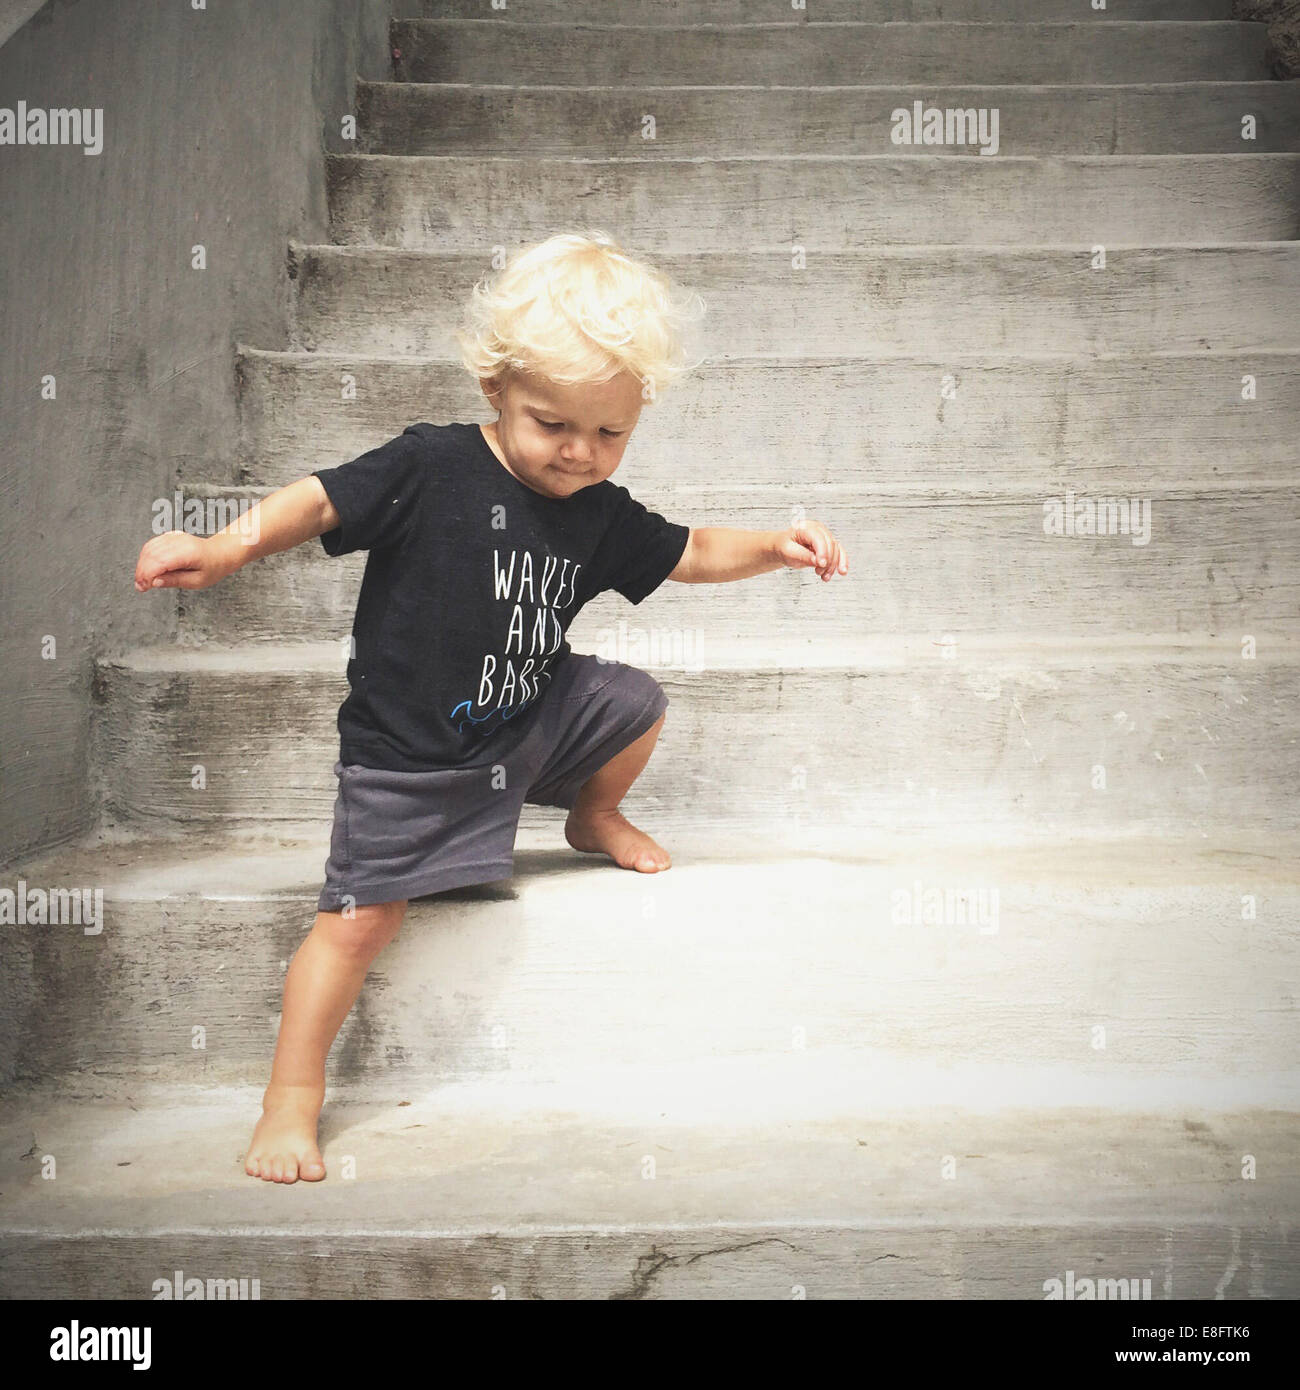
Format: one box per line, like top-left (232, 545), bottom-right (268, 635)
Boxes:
top-left (133, 231), bottom-right (849, 1183)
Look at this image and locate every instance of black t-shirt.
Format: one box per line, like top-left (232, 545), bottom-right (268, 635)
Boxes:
top-left (311, 420), bottom-right (691, 772)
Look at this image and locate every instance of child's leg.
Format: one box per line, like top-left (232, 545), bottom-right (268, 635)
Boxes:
top-left (244, 897), bottom-right (407, 1184)
top-left (563, 711), bottom-right (671, 873)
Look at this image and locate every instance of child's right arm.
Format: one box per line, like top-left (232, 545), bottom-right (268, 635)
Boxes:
top-left (133, 476), bottom-right (340, 592)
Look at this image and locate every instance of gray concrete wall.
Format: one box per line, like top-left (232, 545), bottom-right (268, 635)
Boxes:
top-left (0, 0), bottom-right (394, 868)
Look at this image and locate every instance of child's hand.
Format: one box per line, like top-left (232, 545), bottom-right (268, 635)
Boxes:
top-left (134, 532), bottom-right (234, 592)
top-left (773, 522), bottom-right (849, 582)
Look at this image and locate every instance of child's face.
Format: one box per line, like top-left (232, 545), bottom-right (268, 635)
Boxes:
top-left (479, 368), bottom-right (645, 499)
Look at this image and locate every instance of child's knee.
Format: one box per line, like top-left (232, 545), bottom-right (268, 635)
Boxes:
top-left (315, 898), bottom-right (407, 958)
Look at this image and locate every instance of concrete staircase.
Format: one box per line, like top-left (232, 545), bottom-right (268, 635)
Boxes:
top-left (3, 0), bottom-right (1299, 1299)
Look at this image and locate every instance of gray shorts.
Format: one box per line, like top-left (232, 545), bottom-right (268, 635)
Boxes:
top-left (316, 653), bottom-right (668, 912)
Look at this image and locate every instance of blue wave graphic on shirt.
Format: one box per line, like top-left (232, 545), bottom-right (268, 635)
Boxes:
top-left (449, 694), bottom-right (541, 736)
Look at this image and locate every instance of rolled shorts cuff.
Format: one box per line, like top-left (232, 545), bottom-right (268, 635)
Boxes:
top-left (316, 856), bottom-right (515, 913)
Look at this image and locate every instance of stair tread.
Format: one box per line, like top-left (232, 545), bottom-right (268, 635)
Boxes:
top-left (399, 18), bottom-right (1260, 30)
top-left (102, 633), bottom-right (1300, 675)
top-left (13, 823), bottom-right (1299, 897)
top-left (295, 235), bottom-right (1300, 249)
top-left (2, 1079), bottom-right (1295, 1236)
top-left (364, 80), bottom-right (1297, 91)
top-left (326, 151), bottom-right (1300, 166)
top-left (240, 343), bottom-right (1300, 362)
top-left (194, 478), bottom-right (1300, 502)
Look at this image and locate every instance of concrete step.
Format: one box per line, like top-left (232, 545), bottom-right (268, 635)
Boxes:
top-left (0, 1083), bottom-right (1295, 1297)
top-left (178, 483), bottom-right (1300, 645)
top-left (358, 81), bottom-right (1300, 158)
top-left (324, 153), bottom-right (1300, 249)
top-left (291, 242), bottom-right (1300, 355)
top-left (235, 349), bottom-right (1300, 494)
top-left (3, 830), bottom-right (1297, 1089)
top-left (409, 0), bottom-right (1235, 21)
top-left (390, 20), bottom-right (1270, 85)
top-left (91, 637), bottom-right (1300, 837)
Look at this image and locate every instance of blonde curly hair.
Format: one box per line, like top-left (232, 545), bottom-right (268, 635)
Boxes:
top-left (455, 230), bottom-right (707, 402)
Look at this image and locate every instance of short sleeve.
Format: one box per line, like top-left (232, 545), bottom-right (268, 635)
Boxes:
top-left (312, 425), bottom-right (431, 556)
top-left (591, 484), bottom-right (691, 605)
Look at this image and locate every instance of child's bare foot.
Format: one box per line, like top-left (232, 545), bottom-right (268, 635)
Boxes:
top-left (564, 807), bottom-right (671, 872)
top-left (244, 1081), bottom-right (326, 1183)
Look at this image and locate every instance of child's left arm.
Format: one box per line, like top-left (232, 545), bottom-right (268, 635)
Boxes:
top-left (668, 523), bottom-right (849, 585)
